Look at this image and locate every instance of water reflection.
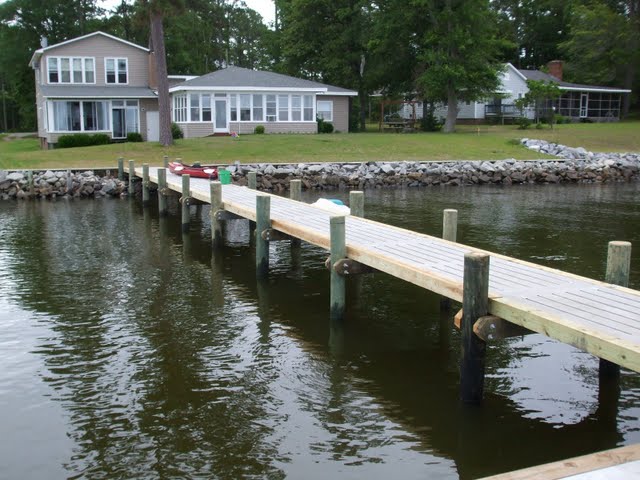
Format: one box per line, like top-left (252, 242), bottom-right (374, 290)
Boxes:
top-left (0, 183), bottom-right (639, 479)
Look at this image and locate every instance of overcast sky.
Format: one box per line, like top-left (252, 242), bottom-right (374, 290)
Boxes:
top-left (99, 0), bottom-right (276, 26)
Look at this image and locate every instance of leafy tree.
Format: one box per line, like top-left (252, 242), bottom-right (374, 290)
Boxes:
top-left (515, 79), bottom-right (561, 125)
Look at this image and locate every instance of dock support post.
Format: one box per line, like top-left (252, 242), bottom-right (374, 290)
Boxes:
top-left (142, 163), bottom-right (150, 207)
top-left (128, 160), bottom-right (135, 196)
top-left (460, 252), bottom-right (489, 404)
top-left (330, 216), bottom-right (347, 321)
top-left (157, 168), bottom-right (167, 216)
top-left (163, 155), bottom-right (169, 168)
top-left (181, 174), bottom-right (190, 233)
top-left (27, 170), bottom-right (34, 196)
top-left (248, 171), bottom-right (257, 190)
top-left (600, 241), bottom-right (631, 379)
top-left (441, 209), bottom-right (458, 311)
top-left (349, 191), bottom-right (364, 218)
top-left (66, 170), bottom-right (72, 194)
top-left (118, 157), bottom-right (124, 180)
top-left (256, 195), bottom-right (271, 278)
top-left (289, 179), bottom-right (302, 248)
top-left (210, 181), bottom-right (224, 249)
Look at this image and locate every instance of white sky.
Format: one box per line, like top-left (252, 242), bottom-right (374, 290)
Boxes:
top-left (98, 0), bottom-right (276, 27)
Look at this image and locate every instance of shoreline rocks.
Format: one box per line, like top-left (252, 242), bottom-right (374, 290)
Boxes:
top-left (2, 139), bottom-right (638, 199)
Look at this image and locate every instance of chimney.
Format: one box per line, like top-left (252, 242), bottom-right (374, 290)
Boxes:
top-left (547, 60), bottom-right (563, 81)
top-left (40, 36), bottom-right (48, 48)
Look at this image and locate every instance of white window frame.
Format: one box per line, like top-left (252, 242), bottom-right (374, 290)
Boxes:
top-left (172, 94), bottom-right (188, 123)
top-left (46, 56), bottom-right (96, 85)
top-left (47, 99), bottom-right (110, 133)
top-left (104, 57), bottom-right (129, 85)
top-left (111, 99), bottom-right (140, 138)
top-left (317, 100), bottom-right (333, 122)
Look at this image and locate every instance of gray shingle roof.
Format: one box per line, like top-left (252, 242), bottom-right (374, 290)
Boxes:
top-left (40, 85), bottom-right (157, 98)
top-left (518, 69), bottom-right (630, 92)
top-left (173, 66), bottom-right (356, 94)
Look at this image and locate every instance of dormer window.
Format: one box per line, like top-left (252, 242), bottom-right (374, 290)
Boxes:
top-left (47, 56), bottom-right (95, 84)
top-left (105, 58), bottom-right (128, 84)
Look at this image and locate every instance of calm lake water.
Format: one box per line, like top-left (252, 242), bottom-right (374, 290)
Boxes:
top-left (1, 183), bottom-right (639, 479)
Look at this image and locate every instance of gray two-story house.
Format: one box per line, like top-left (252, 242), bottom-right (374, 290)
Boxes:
top-left (30, 31), bottom-right (357, 148)
top-left (29, 31), bottom-right (164, 149)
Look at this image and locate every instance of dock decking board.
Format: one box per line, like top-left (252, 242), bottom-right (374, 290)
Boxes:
top-left (138, 167), bottom-right (640, 373)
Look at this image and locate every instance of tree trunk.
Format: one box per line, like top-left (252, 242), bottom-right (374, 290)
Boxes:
top-left (150, 11), bottom-right (173, 146)
top-left (443, 86), bottom-right (457, 133)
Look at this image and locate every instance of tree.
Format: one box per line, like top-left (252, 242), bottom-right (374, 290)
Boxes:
top-left (515, 79), bottom-right (561, 125)
top-left (139, 0), bottom-right (185, 146)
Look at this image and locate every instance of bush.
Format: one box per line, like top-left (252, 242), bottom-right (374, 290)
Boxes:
top-left (535, 122), bottom-right (544, 129)
top-left (57, 133), bottom-right (111, 148)
top-left (420, 110), bottom-right (444, 132)
top-left (317, 117), bottom-right (334, 133)
top-left (127, 132), bottom-right (143, 142)
top-left (517, 117), bottom-right (532, 130)
top-left (554, 114), bottom-right (568, 124)
top-left (171, 122), bottom-right (184, 139)
top-left (254, 125), bottom-right (265, 134)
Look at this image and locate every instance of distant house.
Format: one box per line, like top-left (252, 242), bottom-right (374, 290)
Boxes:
top-left (400, 61), bottom-right (631, 123)
top-left (169, 66), bottom-right (357, 137)
top-left (30, 32), bottom-right (357, 148)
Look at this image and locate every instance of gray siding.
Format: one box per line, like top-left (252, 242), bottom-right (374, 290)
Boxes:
top-left (319, 95), bottom-right (350, 132)
top-left (229, 121), bottom-right (317, 134)
top-left (39, 35), bottom-right (150, 88)
top-left (176, 123), bottom-right (214, 138)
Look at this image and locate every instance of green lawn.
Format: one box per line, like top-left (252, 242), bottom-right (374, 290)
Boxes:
top-left (1, 121), bottom-right (638, 169)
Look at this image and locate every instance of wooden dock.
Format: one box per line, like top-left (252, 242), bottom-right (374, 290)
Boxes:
top-left (480, 443), bottom-right (640, 480)
top-left (129, 163), bottom-right (640, 403)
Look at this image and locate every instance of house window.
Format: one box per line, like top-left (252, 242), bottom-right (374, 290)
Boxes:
top-left (253, 94), bottom-right (263, 121)
top-left (51, 100), bottom-right (108, 132)
top-left (48, 58), bottom-right (58, 83)
top-left (278, 95), bottom-right (289, 121)
top-left (266, 95), bottom-right (276, 122)
top-left (303, 95), bottom-right (313, 121)
top-left (317, 100), bottom-right (333, 121)
top-left (240, 94), bottom-right (251, 121)
top-left (47, 56), bottom-right (96, 84)
top-left (105, 58), bottom-right (128, 84)
top-left (60, 58), bottom-right (71, 83)
top-left (112, 100), bottom-right (139, 138)
top-left (172, 94), bottom-right (187, 122)
top-left (201, 94), bottom-right (212, 121)
top-left (230, 94), bottom-right (237, 121)
top-left (190, 94), bottom-right (200, 121)
top-left (291, 95), bottom-right (302, 121)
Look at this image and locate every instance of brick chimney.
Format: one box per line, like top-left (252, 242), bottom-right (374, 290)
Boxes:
top-left (547, 60), bottom-right (563, 81)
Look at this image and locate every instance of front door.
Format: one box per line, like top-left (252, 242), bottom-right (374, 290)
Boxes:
top-left (146, 111), bottom-right (159, 142)
top-left (580, 93), bottom-right (588, 118)
top-left (214, 99), bottom-right (228, 133)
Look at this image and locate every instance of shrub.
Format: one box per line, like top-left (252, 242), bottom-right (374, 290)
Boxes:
top-left (254, 125), bottom-right (265, 134)
top-left (535, 122), bottom-right (544, 129)
top-left (317, 117), bottom-right (334, 133)
top-left (171, 122), bottom-right (183, 139)
top-left (517, 117), bottom-right (532, 130)
top-left (127, 132), bottom-right (143, 142)
top-left (554, 114), bottom-right (567, 124)
top-left (420, 111), bottom-right (444, 132)
top-left (57, 133), bottom-right (111, 148)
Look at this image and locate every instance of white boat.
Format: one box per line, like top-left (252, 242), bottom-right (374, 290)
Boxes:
top-left (311, 198), bottom-right (351, 215)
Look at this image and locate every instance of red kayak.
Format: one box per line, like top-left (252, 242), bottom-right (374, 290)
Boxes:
top-left (168, 161), bottom-right (218, 179)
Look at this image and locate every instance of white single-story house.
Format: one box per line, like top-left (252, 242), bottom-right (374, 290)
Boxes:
top-left (399, 62), bottom-right (632, 123)
top-left (29, 31), bottom-right (357, 148)
top-left (169, 66), bottom-right (357, 137)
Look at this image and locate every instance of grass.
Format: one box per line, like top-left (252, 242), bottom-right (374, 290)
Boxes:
top-left (1, 121), bottom-right (638, 169)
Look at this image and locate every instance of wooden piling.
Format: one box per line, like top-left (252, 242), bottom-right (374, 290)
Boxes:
top-left (142, 163), bottom-right (150, 207)
top-left (65, 169), bottom-right (72, 195)
top-left (330, 216), bottom-right (347, 321)
top-left (289, 180), bottom-right (302, 247)
top-left (163, 155), bottom-right (169, 168)
top-left (181, 174), bottom-right (190, 233)
top-left (256, 194), bottom-right (271, 278)
top-left (128, 160), bottom-right (135, 196)
top-left (441, 209), bottom-right (458, 311)
top-left (248, 171), bottom-right (257, 190)
top-left (349, 191), bottom-right (364, 218)
top-left (460, 252), bottom-right (489, 404)
top-left (210, 181), bottom-right (224, 249)
top-left (600, 241), bottom-right (632, 378)
top-left (118, 157), bottom-right (124, 180)
top-left (27, 170), bottom-right (34, 196)
top-left (157, 168), bottom-right (168, 216)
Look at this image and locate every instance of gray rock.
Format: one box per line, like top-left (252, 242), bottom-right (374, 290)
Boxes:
top-left (7, 172), bottom-right (24, 181)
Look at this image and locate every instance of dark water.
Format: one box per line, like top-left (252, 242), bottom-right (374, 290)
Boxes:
top-left (1, 183), bottom-right (639, 480)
